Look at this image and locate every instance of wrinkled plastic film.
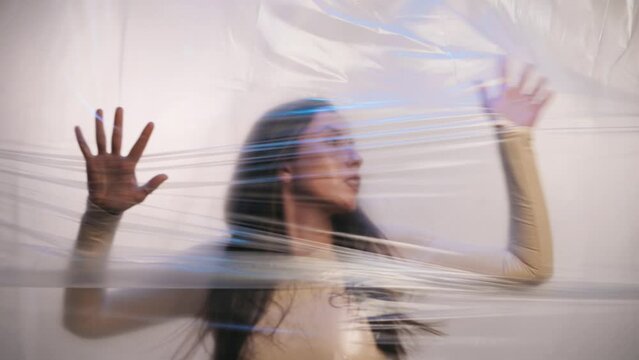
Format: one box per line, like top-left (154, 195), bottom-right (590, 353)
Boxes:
top-left (1, 1), bottom-right (639, 359)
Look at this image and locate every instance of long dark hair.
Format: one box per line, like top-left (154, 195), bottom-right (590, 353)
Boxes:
top-left (198, 99), bottom-right (437, 360)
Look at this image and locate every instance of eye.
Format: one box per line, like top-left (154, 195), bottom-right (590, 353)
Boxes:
top-left (325, 137), bottom-right (353, 147)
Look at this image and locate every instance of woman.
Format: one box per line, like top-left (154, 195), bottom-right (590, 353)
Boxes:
top-left (65, 63), bottom-right (553, 359)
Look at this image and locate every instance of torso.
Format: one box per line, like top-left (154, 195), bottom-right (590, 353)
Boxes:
top-left (243, 281), bottom-right (387, 360)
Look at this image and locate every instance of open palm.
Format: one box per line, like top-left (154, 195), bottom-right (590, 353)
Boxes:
top-left (480, 61), bottom-right (553, 127)
top-left (75, 107), bottom-right (167, 214)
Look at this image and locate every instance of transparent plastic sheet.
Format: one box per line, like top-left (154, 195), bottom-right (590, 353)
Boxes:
top-left (1, 0), bottom-right (638, 359)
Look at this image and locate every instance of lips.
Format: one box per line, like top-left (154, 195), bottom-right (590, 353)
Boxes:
top-left (345, 175), bottom-right (360, 192)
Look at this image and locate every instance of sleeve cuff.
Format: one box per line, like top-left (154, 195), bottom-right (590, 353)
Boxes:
top-left (83, 199), bottom-right (122, 227)
top-left (494, 117), bottom-right (532, 140)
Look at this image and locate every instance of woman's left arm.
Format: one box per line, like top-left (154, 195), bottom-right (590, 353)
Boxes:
top-left (486, 61), bottom-right (554, 283)
top-left (395, 61), bottom-right (554, 284)
top-left (489, 123), bottom-right (553, 283)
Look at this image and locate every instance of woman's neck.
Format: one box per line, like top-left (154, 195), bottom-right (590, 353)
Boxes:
top-left (282, 188), bottom-right (334, 257)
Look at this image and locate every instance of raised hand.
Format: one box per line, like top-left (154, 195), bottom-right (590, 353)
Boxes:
top-left (75, 107), bottom-right (168, 214)
top-left (479, 59), bottom-right (553, 128)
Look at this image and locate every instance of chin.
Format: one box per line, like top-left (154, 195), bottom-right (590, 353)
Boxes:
top-left (333, 197), bottom-right (358, 214)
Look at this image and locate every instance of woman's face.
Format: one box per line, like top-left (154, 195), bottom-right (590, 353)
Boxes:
top-left (286, 111), bottom-right (362, 213)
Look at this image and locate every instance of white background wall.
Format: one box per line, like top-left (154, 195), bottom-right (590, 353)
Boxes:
top-left (1, 0), bottom-right (638, 359)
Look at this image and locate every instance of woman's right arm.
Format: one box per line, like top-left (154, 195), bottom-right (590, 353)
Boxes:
top-left (64, 107), bottom-right (207, 338)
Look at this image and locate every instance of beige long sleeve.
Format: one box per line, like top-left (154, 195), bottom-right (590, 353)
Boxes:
top-left (64, 202), bottom-right (122, 335)
top-left (76, 201), bottom-right (122, 249)
top-left (67, 201), bottom-right (122, 283)
top-left (398, 126), bottom-right (553, 283)
top-left (65, 202), bottom-right (207, 338)
top-left (496, 126), bottom-right (553, 281)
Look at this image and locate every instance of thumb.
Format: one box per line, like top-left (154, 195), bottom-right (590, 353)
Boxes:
top-left (476, 80), bottom-right (498, 122)
top-left (140, 174), bottom-right (169, 196)
top-left (476, 80), bottom-right (490, 109)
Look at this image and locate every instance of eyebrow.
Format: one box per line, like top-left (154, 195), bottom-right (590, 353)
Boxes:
top-left (317, 124), bottom-right (346, 135)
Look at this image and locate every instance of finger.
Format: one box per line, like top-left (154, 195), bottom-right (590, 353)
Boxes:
top-left (537, 91), bottom-right (554, 109)
top-left (476, 81), bottom-right (490, 109)
top-left (95, 109), bottom-right (106, 154)
top-left (476, 81), bottom-right (498, 122)
top-left (112, 107), bottom-right (123, 156)
top-left (498, 56), bottom-right (508, 92)
top-left (531, 77), bottom-right (547, 99)
top-left (74, 126), bottom-right (92, 160)
top-left (139, 174), bottom-right (168, 197)
top-left (127, 122), bottom-right (154, 163)
top-left (518, 64), bottom-right (534, 92)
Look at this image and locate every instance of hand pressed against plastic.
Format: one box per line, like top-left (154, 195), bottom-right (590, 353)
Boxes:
top-left (479, 60), bottom-right (553, 128)
top-left (74, 107), bottom-right (167, 214)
